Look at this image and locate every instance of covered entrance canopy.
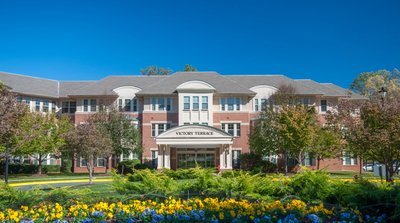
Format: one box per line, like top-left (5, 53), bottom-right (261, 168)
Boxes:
top-left (155, 125), bottom-right (233, 170)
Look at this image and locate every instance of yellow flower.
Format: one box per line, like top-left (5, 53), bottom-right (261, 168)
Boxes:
top-left (219, 212), bottom-right (224, 220)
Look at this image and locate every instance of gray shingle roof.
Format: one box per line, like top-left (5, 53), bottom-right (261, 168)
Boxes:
top-left (138, 72), bottom-right (255, 95)
top-left (226, 75), bottom-right (324, 95)
top-left (0, 71), bottom-right (365, 99)
top-left (0, 71), bottom-right (59, 98)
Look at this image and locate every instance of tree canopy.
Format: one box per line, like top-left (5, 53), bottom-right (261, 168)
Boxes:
top-left (140, 65), bottom-right (171, 76)
top-left (350, 69), bottom-right (400, 98)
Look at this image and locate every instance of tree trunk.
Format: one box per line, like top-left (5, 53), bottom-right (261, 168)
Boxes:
top-left (284, 150), bottom-right (288, 176)
top-left (87, 162), bottom-right (93, 185)
top-left (359, 157), bottom-right (362, 176)
top-left (317, 157), bottom-right (321, 170)
top-left (38, 154), bottom-right (43, 175)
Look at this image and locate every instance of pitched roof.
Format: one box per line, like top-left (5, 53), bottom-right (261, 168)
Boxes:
top-left (0, 71), bottom-right (59, 98)
top-left (137, 72), bottom-right (255, 95)
top-left (226, 75), bottom-right (324, 95)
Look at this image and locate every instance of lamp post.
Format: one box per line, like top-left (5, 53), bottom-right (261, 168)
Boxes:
top-left (378, 86), bottom-right (389, 181)
top-left (5, 143), bottom-right (9, 184)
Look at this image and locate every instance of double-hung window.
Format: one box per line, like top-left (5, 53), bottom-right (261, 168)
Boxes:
top-left (83, 99), bottom-right (89, 112)
top-left (158, 97), bottom-right (165, 111)
top-left (227, 97), bottom-right (235, 111)
top-left (254, 99), bottom-right (259, 111)
top-left (320, 100), bottom-right (327, 112)
top-left (221, 123), bottom-right (241, 137)
top-left (35, 100), bottom-right (41, 112)
top-left (151, 98), bottom-right (157, 111)
top-left (221, 98), bottom-right (226, 111)
top-left (184, 96), bottom-right (190, 110)
top-left (43, 100), bottom-right (49, 112)
top-left (221, 97), bottom-right (241, 111)
top-left (25, 97), bottom-right (31, 108)
top-left (342, 151), bottom-right (357, 165)
top-left (151, 123), bottom-right (171, 137)
top-left (124, 99), bottom-right (131, 112)
top-left (235, 98), bottom-right (241, 111)
top-left (17, 96), bottom-right (23, 103)
top-left (166, 98), bottom-right (171, 111)
top-left (90, 99), bottom-right (97, 112)
top-left (202, 96), bottom-right (208, 110)
top-left (51, 101), bottom-right (56, 112)
top-left (193, 96), bottom-right (199, 110)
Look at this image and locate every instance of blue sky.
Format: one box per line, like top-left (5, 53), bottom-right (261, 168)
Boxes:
top-left (0, 0), bottom-right (399, 88)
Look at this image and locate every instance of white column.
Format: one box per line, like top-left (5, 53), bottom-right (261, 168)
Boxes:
top-left (164, 145), bottom-right (171, 169)
top-left (157, 145), bottom-right (164, 170)
top-left (227, 144), bottom-right (233, 169)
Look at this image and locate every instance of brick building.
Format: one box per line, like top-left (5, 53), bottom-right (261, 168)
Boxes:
top-left (0, 71), bottom-right (365, 172)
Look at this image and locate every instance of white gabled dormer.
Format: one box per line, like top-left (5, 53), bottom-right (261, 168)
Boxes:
top-left (176, 80), bottom-right (216, 126)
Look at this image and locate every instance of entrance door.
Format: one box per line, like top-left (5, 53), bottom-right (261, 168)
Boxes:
top-left (176, 148), bottom-right (216, 169)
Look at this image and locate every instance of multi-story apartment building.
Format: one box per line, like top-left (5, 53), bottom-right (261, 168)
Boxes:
top-left (0, 71), bottom-right (365, 173)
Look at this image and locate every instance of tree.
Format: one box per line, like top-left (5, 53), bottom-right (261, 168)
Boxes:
top-left (350, 69), bottom-right (400, 97)
top-left (14, 113), bottom-right (72, 174)
top-left (250, 85), bottom-right (319, 174)
top-left (90, 109), bottom-right (142, 163)
top-left (66, 121), bottom-right (112, 184)
top-left (0, 82), bottom-right (26, 183)
top-left (309, 126), bottom-right (342, 170)
top-left (183, 64), bottom-right (197, 72)
top-left (140, 65), bottom-right (171, 76)
top-left (329, 96), bottom-right (400, 182)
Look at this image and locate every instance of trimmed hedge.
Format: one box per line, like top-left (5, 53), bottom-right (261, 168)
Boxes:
top-left (0, 161), bottom-right (60, 174)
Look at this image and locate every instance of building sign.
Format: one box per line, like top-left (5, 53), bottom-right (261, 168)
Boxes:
top-left (176, 131), bottom-right (214, 136)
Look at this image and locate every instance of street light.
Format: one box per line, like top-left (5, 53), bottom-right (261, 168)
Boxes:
top-left (378, 87), bottom-right (388, 102)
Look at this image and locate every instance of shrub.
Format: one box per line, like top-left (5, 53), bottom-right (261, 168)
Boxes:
top-left (0, 183), bottom-right (42, 210)
top-left (42, 165), bottom-right (61, 173)
top-left (288, 168), bottom-right (335, 202)
top-left (240, 153), bottom-right (277, 173)
top-left (61, 159), bottom-right (72, 173)
top-left (0, 161), bottom-right (38, 174)
top-left (116, 160), bottom-right (140, 175)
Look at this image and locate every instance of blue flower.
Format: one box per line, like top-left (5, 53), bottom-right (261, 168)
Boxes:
top-left (307, 214), bottom-right (319, 223)
top-left (340, 212), bottom-right (351, 220)
top-left (283, 214), bottom-right (299, 223)
top-left (254, 217), bottom-right (261, 223)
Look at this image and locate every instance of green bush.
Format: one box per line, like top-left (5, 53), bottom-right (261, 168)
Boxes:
top-left (240, 153), bottom-right (277, 173)
top-left (0, 161), bottom-right (38, 174)
top-left (42, 165), bottom-right (61, 173)
top-left (0, 183), bottom-right (42, 210)
top-left (61, 159), bottom-right (72, 173)
top-left (288, 168), bottom-right (336, 202)
top-left (116, 160), bottom-right (141, 175)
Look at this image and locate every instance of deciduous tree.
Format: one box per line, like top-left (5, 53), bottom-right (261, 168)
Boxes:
top-left (140, 65), bottom-right (171, 76)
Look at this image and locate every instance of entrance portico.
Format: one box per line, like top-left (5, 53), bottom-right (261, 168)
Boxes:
top-left (155, 125), bottom-right (233, 171)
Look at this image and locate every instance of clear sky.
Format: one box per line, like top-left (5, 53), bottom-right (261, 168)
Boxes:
top-left (0, 0), bottom-right (399, 88)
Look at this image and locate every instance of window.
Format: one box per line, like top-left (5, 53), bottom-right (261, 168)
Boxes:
top-left (302, 98), bottom-right (310, 106)
top-left (221, 123), bottom-right (241, 137)
top-left (184, 96), bottom-right (190, 110)
top-left (151, 123), bottom-right (171, 137)
top-left (227, 97), bottom-right (234, 111)
top-left (43, 100), bottom-right (49, 112)
top-left (97, 158), bottom-right (106, 167)
top-left (62, 102), bottom-right (69, 113)
top-left (193, 96), bottom-right (199, 110)
top-left (83, 99), bottom-right (89, 112)
top-left (35, 100), bottom-right (41, 112)
top-left (124, 99), bottom-right (131, 112)
top-left (255, 99), bottom-right (259, 111)
top-left (17, 96), bottom-right (23, 103)
top-left (304, 153), bottom-right (315, 166)
top-left (25, 97), bottom-right (31, 108)
top-left (70, 102), bottom-right (77, 113)
top-left (90, 99), bottom-right (97, 112)
top-left (118, 99), bottom-right (123, 111)
top-left (221, 98), bottom-right (226, 111)
top-left (236, 98), bottom-right (241, 111)
top-left (233, 150), bottom-right (241, 169)
top-left (158, 97), bottom-right (165, 111)
top-left (321, 100), bottom-right (327, 112)
top-left (51, 101), bottom-right (56, 112)
top-left (151, 150), bottom-right (158, 168)
top-left (166, 98), bottom-right (171, 111)
top-left (342, 151), bottom-right (357, 165)
top-left (151, 97), bottom-right (156, 111)
top-left (80, 158), bottom-right (87, 167)
top-left (202, 96), bottom-right (208, 110)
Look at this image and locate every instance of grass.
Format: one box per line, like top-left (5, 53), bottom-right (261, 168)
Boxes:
top-left (3, 173), bottom-right (112, 183)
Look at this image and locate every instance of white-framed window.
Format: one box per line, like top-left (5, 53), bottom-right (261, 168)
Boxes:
top-left (151, 123), bottom-right (171, 137)
top-left (151, 97), bottom-right (172, 111)
top-left (25, 97), bottom-right (31, 109)
top-left (151, 150), bottom-right (158, 168)
top-left (254, 97), bottom-right (272, 111)
top-left (193, 96), bottom-right (199, 110)
top-left (80, 158), bottom-right (87, 167)
top-left (202, 96), bottom-right (208, 110)
top-left (17, 96), bottom-right (23, 103)
top-left (62, 101), bottom-right (77, 114)
top-left (184, 96), bottom-right (190, 110)
top-left (118, 98), bottom-right (138, 112)
top-left (43, 100), bottom-right (49, 112)
top-left (96, 158), bottom-right (106, 167)
top-left (232, 150), bottom-right (241, 169)
top-left (342, 151), bottom-right (358, 165)
top-left (301, 98), bottom-right (310, 106)
top-left (35, 100), bottom-right (41, 112)
top-left (83, 99), bottom-right (97, 112)
top-left (51, 101), bottom-right (56, 112)
top-left (263, 154), bottom-right (278, 164)
top-left (221, 97), bottom-right (241, 111)
top-left (221, 123), bottom-right (241, 137)
top-left (304, 153), bottom-right (315, 166)
top-left (320, 100), bottom-right (327, 112)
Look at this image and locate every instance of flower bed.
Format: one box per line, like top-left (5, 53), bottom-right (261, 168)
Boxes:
top-left (0, 198), bottom-right (386, 223)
